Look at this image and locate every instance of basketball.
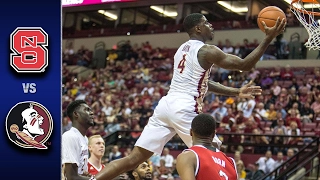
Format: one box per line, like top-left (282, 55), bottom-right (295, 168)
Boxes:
top-left (257, 6), bottom-right (286, 32)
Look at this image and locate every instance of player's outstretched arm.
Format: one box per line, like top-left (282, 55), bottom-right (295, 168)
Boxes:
top-left (199, 17), bottom-right (286, 71)
top-left (64, 163), bottom-right (91, 180)
top-left (176, 151), bottom-right (197, 180)
top-left (208, 80), bottom-right (261, 98)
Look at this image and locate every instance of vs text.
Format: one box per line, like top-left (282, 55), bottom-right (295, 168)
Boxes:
top-left (22, 83), bottom-right (36, 94)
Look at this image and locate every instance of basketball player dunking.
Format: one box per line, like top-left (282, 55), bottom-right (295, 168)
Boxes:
top-left (91, 13), bottom-right (286, 180)
top-left (176, 113), bottom-right (238, 180)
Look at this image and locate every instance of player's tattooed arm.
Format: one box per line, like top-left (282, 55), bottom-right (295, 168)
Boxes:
top-left (208, 80), bottom-right (262, 99)
top-left (64, 163), bottom-right (91, 180)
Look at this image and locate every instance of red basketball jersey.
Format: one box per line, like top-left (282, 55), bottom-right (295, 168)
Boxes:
top-left (87, 161), bottom-right (105, 175)
top-left (187, 145), bottom-right (238, 180)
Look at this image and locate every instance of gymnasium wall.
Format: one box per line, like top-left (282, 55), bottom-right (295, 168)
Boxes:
top-left (63, 26), bottom-right (319, 59)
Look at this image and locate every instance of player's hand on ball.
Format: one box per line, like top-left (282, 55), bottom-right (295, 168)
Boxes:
top-left (239, 80), bottom-right (262, 99)
top-left (262, 17), bottom-right (286, 38)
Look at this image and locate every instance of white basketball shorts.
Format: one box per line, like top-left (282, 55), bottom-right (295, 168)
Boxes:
top-left (135, 94), bottom-right (222, 155)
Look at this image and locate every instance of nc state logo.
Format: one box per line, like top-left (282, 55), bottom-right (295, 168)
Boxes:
top-left (5, 101), bottom-right (53, 149)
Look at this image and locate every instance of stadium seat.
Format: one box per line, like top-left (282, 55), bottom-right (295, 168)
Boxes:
top-left (264, 121), bottom-right (272, 130)
top-left (295, 74), bottom-right (305, 80)
top-left (264, 130), bottom-right (273, 135)
top-left (305, 74), bottom-right (315, 79)
top-left (302, 122), bottom-right (316, 132)
top-left (283, 81), bottom-right (293, 88)
top-left (304, 131), bottom-right (316, 136)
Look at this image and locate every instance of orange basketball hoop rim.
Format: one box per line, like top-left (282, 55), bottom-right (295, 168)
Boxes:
top-left (291, 0), bottom-right (320, 16)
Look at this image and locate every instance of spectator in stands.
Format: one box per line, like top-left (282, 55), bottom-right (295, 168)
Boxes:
top-left (287, 129), bottom-right (303, 147)
top-left (281, 65), bottom-right (294, 80)
top-left (233, 43), bottom-right (242, 58)
top-left (251, 128), bottom-right (269, 154)
top-left (283, 148), bottom-right (296, 172)
top-left (220, 107), bottom-right (235, 128)
top-left (130, 124), bottom-right (142, 141)
top-left (256, 150), bottom-right (275, 174)
top-left (62, 115), bottom-right (72, 133)
top-left (75, 87), bottom-right (89, 101)
top-left (300, 102), bottom-right (315, 123)
top-left (105, 117), bottom-right (127, 135)
top-left (270, 80), bottom-right (281, 97)
top-left (235, 110), bottom-right (247, 129)
top-left (222, 39), bottom-right (234, 54)
top-left (271, 128), bottom-right (287, 154)
top-left (106, 49), bottom-right (118, 64)
top-left (256, 102), bottom-right (267, 121)
top-left (244, 117), bottom-right (257, 133)
top-left (288, 121), bottom-right (301, 134)
top-left (273, 118), bottom-right (287, 135)
top-left (288, 102), bottom-right (301, 119)
top-left (149, 153), bottom-right (160, 176)
top-left (270, 66), bottom-right (282, 80)
top-left (218, 67), bottom-right (230, 81)
top-left (246, 163), bottom-right (265, 180)
top-left (138, 99), bottom-right (153, 127)
top-left (150, 47), bottom-right (164, 60)
top-left (236, 160), bottom-right (246, 180)
top-left (260, 73), bottom-right (273, 89)
top-left (290, 77), bottom-right (300, 91)
top-left (160, 147), bottom-right (174, 170)
top-left (237, 98), bottom-right (256, 118)
top-left (286, 8), bottom-right (296, 26)
top-left (114, 74), bottom-right (126, 90)
top-left (64, 43), bottom-right (74, 56)
top-left (108, 145), bottom-right (122, 162)
top-left (286, 148), bottom-right (295, 159)
top-left (251, 110), bottom-right (264, 131)
top-left (211, 101), bottom-right (227, 123)
top-left (170, 160), bottom-right (179, 178)
top-left (100, 100), bottom-right (113, 116)
top-left (244, 117), bottom-right (257, 143)
top-left (311, 94), bottom-right (320, 118)
top-left (87, 119), bottom-right (103, 135)
top-left (265, 103), bottom-right (277, 121)
top-left (286, 111), bottom-right (302, 129)
top-left (249, 67), bottom-right (260, 80)
top-left (123, 147), bottom-right (132, 157)
top-left (143, 41), bottom-right (152, 55)
top-left (275, 103), bottom-right (287, 120)
top-left (156, 159), bottom-right (170, 179)
top-left (272, 151), bottom-right (285, 177)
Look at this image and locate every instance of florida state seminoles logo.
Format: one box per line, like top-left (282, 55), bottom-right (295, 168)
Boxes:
top-left (5, 101), bottom-right (53, 149)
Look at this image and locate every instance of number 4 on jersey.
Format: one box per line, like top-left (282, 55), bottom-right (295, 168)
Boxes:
top-left (178, 54), bottom-right (187, 73)
top-left (10, 27), bottom-right (48, 73)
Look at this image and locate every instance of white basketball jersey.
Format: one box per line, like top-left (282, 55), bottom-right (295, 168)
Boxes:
top-left (62, 127), bottom-right (89, 175)
top-left (168, 40), bottom-right (212, 113)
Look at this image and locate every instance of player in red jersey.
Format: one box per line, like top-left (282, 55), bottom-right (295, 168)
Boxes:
top-left (176, 113), bottom-right (238, 180)
top-left (88, 135), bottom-right (106, 176)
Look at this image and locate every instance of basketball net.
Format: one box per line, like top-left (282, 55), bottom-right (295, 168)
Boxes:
top-left (290, 0), bottom-right (320, 50)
